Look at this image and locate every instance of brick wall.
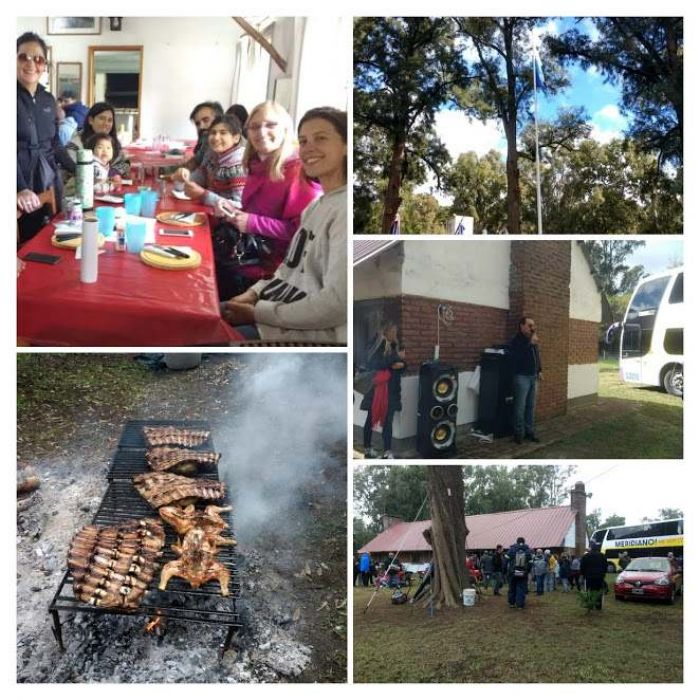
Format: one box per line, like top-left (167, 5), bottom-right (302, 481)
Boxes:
top-left (569, 319), bottom-right (599, 365)
top-left (399, 295), bottom-right (509, 372)
top-left (509, 241), bottom-right (571, 420)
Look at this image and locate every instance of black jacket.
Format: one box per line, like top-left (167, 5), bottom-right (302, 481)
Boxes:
top-left (580, 551), bottom-right (608, 580)
top-left (509, 331), bottom-right (542, 376)
top-left (17, 82), bottom-right (71, 192)
top-left (359, 338), bottom-right (406, 412)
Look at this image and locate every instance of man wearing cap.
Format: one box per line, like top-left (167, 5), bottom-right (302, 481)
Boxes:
top-left (510, 316), bottom-right (543, 444)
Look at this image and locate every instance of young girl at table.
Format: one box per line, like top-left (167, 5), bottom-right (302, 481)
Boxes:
top-left (181, 114), bottom-right (246, 208)
top-left (213, 100), bottom-right (322, 300)
top-left (84, 133), bottom-right (123, 192)
top-left (220, 107), bottom-right (347, 344)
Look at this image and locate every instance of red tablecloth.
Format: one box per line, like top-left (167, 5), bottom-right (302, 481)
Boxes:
top-left (17, 184), bottom-right (241, 347)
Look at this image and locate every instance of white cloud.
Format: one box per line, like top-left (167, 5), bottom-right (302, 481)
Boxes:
top-left (434, 110), bottom-right (506, 159)
top-left (589, 104), bottom-right (627, 144)
top-left (595, 104), bottom-right (624, 125)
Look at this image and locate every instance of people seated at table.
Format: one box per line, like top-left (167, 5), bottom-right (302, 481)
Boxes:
top-left (66, 102), bottom-right (131, 178)
top-left (177, 114), bottom-right (246, 208)
top-left (213, 100), bottom-right (322, 301)
top-left (84, 133), bottom-right (123, 191)
top-left (220, 107), bottom-right (347, 343)
top-left (57, 89), bottom-right (88, 129)
top-left (176, 100), bottom-right (224, 173)
top-left (16, 31), bottom-right (73, 243)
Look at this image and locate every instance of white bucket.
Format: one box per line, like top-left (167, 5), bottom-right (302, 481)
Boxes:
top-left (462, 588), bottom-right (477, 606)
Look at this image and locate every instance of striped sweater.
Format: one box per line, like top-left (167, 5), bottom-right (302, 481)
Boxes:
top-left (189, 144), bottom-right (246, 208)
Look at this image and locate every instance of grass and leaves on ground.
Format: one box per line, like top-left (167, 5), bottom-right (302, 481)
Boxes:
top-left (353, 577), bottom-right (683, 683)
top-left (528, 358), bottom-right (682, 459)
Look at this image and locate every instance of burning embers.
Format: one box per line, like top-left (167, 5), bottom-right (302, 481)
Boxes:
top-left (143, 426), bottom-right (210, 448)
top-left (159, 505), bottom-right (237, 596)
top-left (146, 447), bottom-right (221, 475)
top-left (69, 519), bottom-right (166, 608)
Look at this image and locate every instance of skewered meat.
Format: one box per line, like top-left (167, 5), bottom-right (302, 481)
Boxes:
top-left (133, 472), bottom-right (226, 509)
top-left (158, 505), bottom-right (235, 595)
top-left (68, 519), bottom-right (165, 609)
top-left (143, 426), bottom-right (210, 448)
top-left (146, 447), bottom-right (220, 475)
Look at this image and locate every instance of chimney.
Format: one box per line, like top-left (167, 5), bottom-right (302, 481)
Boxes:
top-left (381, 514), bottom-right (403, 531)
top-left (570, 481), bottom-right (587, 555)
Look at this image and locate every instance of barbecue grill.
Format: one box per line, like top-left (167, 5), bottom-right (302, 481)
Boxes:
top-left (48, 420), bottom-right (241, 655)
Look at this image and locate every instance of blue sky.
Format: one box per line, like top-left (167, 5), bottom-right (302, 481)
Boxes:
top-left (627, 240), bottom-right (683, 276)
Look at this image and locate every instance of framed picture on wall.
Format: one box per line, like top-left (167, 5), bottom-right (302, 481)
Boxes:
top-left (56, 63), bottom-right (82, 101)
top-left (47, 17), bottom-right (101, 35)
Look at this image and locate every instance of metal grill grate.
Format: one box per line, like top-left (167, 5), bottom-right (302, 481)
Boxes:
top-left (49, 420), bottom-right (241, 654)
top-left (108, 448), bottom-right (221, 481)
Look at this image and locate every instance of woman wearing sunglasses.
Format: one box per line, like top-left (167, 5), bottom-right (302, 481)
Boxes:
top-left (16, 31), bottom-right (71, 242)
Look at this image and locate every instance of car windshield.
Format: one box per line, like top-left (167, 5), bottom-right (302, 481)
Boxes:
top-left (626, 558), bottom-right (668, 573)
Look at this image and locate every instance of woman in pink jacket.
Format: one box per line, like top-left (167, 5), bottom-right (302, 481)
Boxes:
top-left (214, 100), bottom-right (321, 299)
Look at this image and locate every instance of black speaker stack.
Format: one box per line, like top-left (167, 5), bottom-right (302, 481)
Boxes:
top-left (416, 362), bottom-right (458, 457)
top-left (476, 346), bottom-right (514, 438)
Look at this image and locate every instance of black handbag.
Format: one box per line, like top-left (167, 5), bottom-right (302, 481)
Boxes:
top-left (212, 221), bottom-right (269, 266)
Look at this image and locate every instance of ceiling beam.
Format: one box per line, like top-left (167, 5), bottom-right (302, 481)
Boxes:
top-left (232, 17), bottom-right (287, 73)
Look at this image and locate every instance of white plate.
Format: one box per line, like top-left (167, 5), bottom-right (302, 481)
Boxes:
top-left (94, 194), bottom-right (124, 204)
top-left (171, 190), bottom-right (192, 201)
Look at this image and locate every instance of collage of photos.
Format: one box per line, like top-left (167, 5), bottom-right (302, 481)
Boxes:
top-left (10, 7), bottom-right (688, 692)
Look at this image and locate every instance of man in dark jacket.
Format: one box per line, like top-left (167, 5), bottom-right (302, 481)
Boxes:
top-left (581, 544), bottom-right (609, 610)
top-left (492, 544), bottom-right (506, 596)
top-left (509, 316), bottom-right (543, 444)
top-left (506, 537), bottom-right (532, 609)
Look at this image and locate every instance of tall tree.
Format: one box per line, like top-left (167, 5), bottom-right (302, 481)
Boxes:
top-left (547, 17), bottom-right (683, 165)
top-left (642, 507), bottom-right (683, 523)
top-left (600, 514), bottom-right (626, 528)
top-left (354, 17), bottom-right (464, 232)
top-left (453, 17), bottom-right (570, 232)
top-left (587, 508), bottom-right (602, 536)
top-left (425, 465), bottom-right (469, 608)
top-left (580, 241), bottom-right (646, 297)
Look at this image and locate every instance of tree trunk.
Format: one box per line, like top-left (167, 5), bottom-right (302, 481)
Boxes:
top-left (503, 20), bottom-right (521, 233)
top-left (381, 136), bottom-right (406, 233)
top-left (424, 465), bottom-right (469, 608)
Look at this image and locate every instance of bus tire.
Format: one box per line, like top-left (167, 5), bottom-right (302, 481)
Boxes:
top-left (662, 366), bottom-right (683, 397)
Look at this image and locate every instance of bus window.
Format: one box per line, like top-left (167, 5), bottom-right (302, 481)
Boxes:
top-left (590, 529), bottom-right (606, 545)
top-left (669, 273), bottom-right (683, 304)
top-left (664, 329), bottom-right (683, 355)
top-left (627, 276), bottom-right (671, 318)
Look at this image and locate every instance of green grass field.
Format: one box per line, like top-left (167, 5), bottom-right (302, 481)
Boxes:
top-left (353, 578), bottom-right (683, 683)
top-left (528, 358), bottom-right (682, 459)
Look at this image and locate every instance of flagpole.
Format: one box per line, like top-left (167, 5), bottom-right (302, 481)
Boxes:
top-left (533, 43), bottom-right (543, 235)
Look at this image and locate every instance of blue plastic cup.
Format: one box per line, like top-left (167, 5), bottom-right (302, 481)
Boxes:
top-left (124, 192), bottom-right (142, 216)
top-left (140, 190), bottom-right (159, 218)
top-left (95, 206), bottom-right (116, 237)
top-left (126, 222), bottom-right (147, 253)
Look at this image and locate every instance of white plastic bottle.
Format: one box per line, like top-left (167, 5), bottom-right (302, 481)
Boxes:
top-left (80, 214), bottom-right (99, 283)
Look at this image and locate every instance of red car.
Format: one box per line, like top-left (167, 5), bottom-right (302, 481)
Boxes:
top-left (614, 557), bottom-right (682, 604)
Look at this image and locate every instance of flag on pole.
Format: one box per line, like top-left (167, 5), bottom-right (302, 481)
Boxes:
top-left (533, 46), bottom-right (546, 91)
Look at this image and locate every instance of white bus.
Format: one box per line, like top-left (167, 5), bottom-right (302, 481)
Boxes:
top-left (590, 518), bottom-right (684, 572)
top-left (619, 267), bottom-right (683, 396)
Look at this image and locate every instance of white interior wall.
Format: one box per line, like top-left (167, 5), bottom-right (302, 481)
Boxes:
top-left (18, 17), bottom-right (243, 139)
top-left (570, 243), bottom-right (602, 322)
top-left (354, 245), bottom-right (404, 301)
top-left (401, 241), bottom-right (511, 309)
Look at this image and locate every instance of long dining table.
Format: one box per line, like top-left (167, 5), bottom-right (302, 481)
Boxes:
top-left (17, 182), bottom-right (242, 347)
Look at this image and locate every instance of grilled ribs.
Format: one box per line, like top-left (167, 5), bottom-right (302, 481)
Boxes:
top-left (68, 519), bottom-right (165, 608)
top-left (146, 447), bottom-right (220, 475)
top-left (143, 426), bottom-right (210, 448)
top-left (158, 505), bottom-right (235, 596)
top-left (133, 472), bottom-right (226, 509)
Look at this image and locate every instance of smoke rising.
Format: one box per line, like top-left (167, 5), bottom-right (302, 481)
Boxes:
top-left (216, 353), bottom-right (346, 539)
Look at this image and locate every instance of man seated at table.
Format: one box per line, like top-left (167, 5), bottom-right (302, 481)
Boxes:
top-left (176, 100), bottom-right (224, 175)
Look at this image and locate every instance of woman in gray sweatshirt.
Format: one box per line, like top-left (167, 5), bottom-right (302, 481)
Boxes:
top-left (221, 107), bottom-right (347, 344)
